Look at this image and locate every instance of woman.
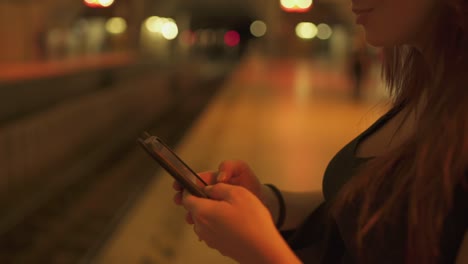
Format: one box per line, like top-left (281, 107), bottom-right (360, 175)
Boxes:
top-left (173, 0), bottom-right (468, 262)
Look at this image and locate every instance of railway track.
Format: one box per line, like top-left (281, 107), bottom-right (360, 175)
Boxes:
top-left (0, 103), bottom-right (209, 264)
top-left (0, 143), bottom-right (156, 264)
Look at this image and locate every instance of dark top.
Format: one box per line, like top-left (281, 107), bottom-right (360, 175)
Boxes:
top-left (281, 106), bottom-right (468, 263)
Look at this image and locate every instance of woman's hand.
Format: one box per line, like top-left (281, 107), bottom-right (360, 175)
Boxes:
top-left (214, 160), bottom-right (264, 199)
top-left (173, 160), bottom-right (266, 224)
top-left (182, 183), bottom-right (300, 264)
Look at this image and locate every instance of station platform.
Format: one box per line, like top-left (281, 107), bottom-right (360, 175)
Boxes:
top-left (92, 53), bottom-right (390, 264)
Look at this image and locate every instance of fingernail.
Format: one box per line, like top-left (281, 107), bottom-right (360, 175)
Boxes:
top-left (217, 172), bottom-right (226, 182)
top-left (204, 185), bottom-right (213, 192)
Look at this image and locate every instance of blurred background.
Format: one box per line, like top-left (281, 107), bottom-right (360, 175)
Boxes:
top-left (0, 0), bottom-right (391, 263)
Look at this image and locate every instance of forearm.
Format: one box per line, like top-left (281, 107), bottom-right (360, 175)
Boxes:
top-left (241, 227), bottom-right (302, 264)
top-left (261, 185), bottom-right (324, 231)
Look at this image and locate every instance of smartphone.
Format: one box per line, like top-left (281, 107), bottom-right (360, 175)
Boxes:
top-left (137, 132), bottom-right (208, 198)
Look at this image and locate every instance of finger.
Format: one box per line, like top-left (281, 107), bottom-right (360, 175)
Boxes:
top-left (186, 212), bottom-right (194, 225)
top-left (192, 218), bottom-right (205, 242)
top-left (204, 183), bottom-right (242, 202)
top-left (193, 223), bottom-right (203, 241)
top-left (182, 189), bottom-right (216, 213)
top-left (173, 181), bottom-right (183, 191)
top-left (182, 190), bottom-right (205, 212)
top-left (196, 171), bottom-right (217, 186)
top-left (173, 192), bottom-right (183, 205)
top-left (217, 160), bottom-right (246, 182)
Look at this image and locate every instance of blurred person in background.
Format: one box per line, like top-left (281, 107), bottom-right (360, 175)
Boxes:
top-left (174, 0), bottom-right (468, 263)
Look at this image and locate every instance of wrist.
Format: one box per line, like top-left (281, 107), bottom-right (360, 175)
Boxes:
top-left (262, 184), bottom-right (285, 229)
top-left (260, 184), bottom-right (279, 224)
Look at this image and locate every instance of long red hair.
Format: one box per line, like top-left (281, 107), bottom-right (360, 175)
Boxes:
top-left (333, 0), bottom-right (468, 263)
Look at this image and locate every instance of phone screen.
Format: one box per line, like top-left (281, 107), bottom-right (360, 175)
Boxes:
top-left (153, 139), bottom-right (205, 186)
top-left (137, 133), bottom-right (208, 198)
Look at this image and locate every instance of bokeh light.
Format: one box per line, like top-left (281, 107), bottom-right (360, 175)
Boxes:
top-left (280, 0), bottom-right (296, 8)
top-left (181, 30), bottom-right (196, 45)
top-left (83, 0), bottom-right (114, 8)
top-left (98, 0), bottom-right (114, 7)
top-left (224, 30), bottom-right (240, 47)
top-left (250, 21), bottom-right (267, 37)
top-left (296, 0), bottom-right (313, 8)
top-left (145, 16), bottom-right (165, 33)
top-left (296, 22), bottom-right (318, 40)
top-left (161, 21), bottom-right (179, 40)
top-left (317, 23), bottom-right (333, 40)
top-left (280, 0), bottom-right (313, 12)
top-left (105, 17), bottom-right (127, 35)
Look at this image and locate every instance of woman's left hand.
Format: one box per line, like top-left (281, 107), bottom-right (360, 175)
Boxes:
top-left (182, 183), bottom-right (300, 264)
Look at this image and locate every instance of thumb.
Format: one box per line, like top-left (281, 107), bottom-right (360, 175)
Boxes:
top-left (217, 160), bottom-right (244, 182)
top-left (204, 183), bottom-right (239, 202)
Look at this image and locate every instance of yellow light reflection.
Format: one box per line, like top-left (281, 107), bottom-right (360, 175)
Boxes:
top-left (145, 16), bottom-right (165, 33)
top-left (280, 0), bottom-right (313, 9)
top-left (250, 20), bottom-right (267, 37)
top-left (161, 21), bottom-right (178, 40)
top-left (98, 0), bottom-right (114, 7)
top-left (317, 23), bottom-right (332, 40)
top-left (296, 0), bottom-right (313, 8)
top-left (296, 22), bottom-right (317, 39)
top-left (280, 0), bottom-right (295, 8)
top-left (106, 17), bottom-right (127, 34)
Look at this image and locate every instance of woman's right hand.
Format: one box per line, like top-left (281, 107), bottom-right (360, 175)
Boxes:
top-left (173, 160), bottom-right (265, 224)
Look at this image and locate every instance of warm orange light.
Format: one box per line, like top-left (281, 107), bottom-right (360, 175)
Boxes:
top-left (84, 0), bottom-right (98, 7)
top-left (280, 0), bottom-right (313, 13)
top-left (84, 0), bottom-right (114, 8)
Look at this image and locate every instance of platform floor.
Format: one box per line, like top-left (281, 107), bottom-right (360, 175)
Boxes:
top-left (92, 53), bottom-right (390, 264)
